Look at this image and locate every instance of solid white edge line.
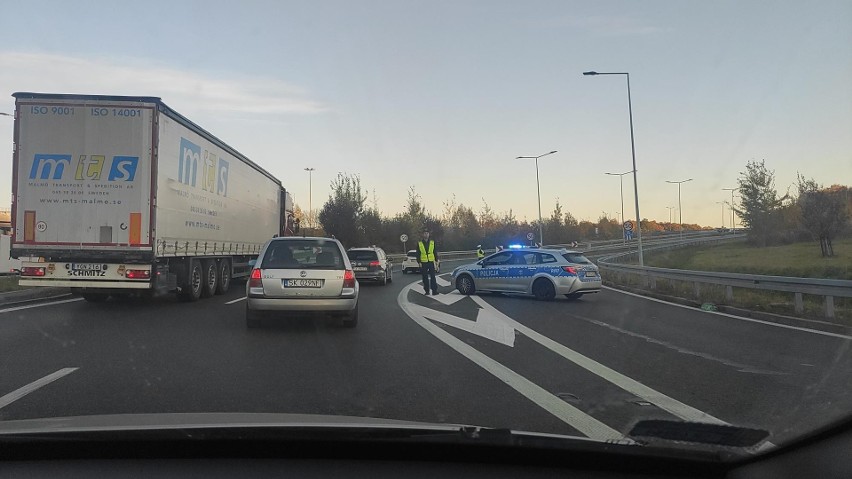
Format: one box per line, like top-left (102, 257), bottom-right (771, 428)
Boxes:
top-left (602, 286), bottom-right (852, 341)
top-left (225, 297), bottom-right (246, 305)
top-left (0, 297), bottom-right (84, 315)
top-left (470, 295), bottom-right (727, 425)
top-left (397, 282), bottom-right (627, 442)
top-left (0, 368), bottom-right (79, 410)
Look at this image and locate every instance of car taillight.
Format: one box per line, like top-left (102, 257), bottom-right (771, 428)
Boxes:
top-left (343, 270), bottom-right (356, 288)
top-left (249, 268), bottom-right (262, 288)
top-left (369, 261), bottom-right (380, 267)
top-left (21, 266), bottom-right (46, 277)
top-left (125, 269), bottom-right (150, 279)
top-left (562, 266), bottom-right (577, 275)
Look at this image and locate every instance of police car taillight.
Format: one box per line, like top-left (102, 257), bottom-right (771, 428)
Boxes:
top-left (343, 270), bottom-right (356, 288)
top-left (562, 266), bottom-right (578, 274)
top-left (249, 268), bottom-right (262, 288)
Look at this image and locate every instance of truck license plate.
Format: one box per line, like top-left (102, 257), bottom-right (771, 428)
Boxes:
top-left (283, 279), bottom-right (323, 288)
top-left (70, 263), bottom-right (106, 271)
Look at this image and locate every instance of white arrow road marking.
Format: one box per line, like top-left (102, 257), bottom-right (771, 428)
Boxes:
top-left (0, 368), bottom-right (79, 410)
top-left (413, 288), bottom-right (466, 306)
top-left (398, 284), bottom-right (627, 442)
top-left (435, 274), bottom-right (452, 287)
top-left (469, 295), bottom-right (727, 426)
top-left (409, 304), bottom-right (516, 347)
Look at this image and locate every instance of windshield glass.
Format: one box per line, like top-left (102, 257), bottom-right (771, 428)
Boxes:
top-left (347, 250), bottom-right (379, 261)
top-left (0, 0), bottom-right (850, 463)
top-left (262, 239), bottom-right (344, 270)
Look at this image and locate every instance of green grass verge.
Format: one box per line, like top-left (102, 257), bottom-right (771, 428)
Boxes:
top-left (0, 276), bottom-right (25, 293)
top-left (646, 238), bottom-right (852, 280)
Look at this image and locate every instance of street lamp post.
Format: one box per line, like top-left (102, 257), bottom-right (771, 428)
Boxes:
top-left (516, 150), bottom-right (557, 246)
top-left (666, 178), bottom-right (693, 239)
top-left (715, 201), bottom-right (726, 228)
top-left (304, 167), bottom-right (315, 232)
top-left (583, 71), bottom-right (644, 265)
top-left (605, 171), bottom-right (632, 244)
top-left (666, 206), bottom-right (675, 231)
top-left (722, 187), bottom-right (738, 230)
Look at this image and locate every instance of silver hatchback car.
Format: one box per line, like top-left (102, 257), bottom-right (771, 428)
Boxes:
top-left (451, 247), bottom-right (601, 301)
top-left (246, 237), bottom-right (359, 328)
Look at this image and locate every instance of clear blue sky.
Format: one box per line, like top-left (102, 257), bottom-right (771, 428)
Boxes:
top-left (1, 0), bottom-right (850, 227)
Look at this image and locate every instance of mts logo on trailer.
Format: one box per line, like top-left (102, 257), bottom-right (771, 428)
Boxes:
top-left (178, 138), bottom-right (229, 196)
top-left (29, 154), bottom-right (138, 181)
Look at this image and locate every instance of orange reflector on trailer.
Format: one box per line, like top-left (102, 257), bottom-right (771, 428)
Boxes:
top-left (129, 213), bottom-right (141, 245)
top-left (24, 210), bottom-right (36, 242)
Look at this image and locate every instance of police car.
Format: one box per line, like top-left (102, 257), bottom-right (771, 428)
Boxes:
top-left (451, 246), bottom-right (601, 301)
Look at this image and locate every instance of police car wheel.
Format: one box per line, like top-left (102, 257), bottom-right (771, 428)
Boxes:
top-left (456, 275), bottom-right (475, 295)
top-left (532, 278), bottom-right (556, 301)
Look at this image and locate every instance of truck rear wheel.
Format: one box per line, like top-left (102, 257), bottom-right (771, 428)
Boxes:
top-left (201, 260), bottom-right (218, 298)
top-left (179, 261), bottom-right (204, 302)
top-left (215, 259), bottom-right (231, 295)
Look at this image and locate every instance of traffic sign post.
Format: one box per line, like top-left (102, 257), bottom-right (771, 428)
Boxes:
top-left (623, 221), bottom-right (634, 240)
top-left (400, 234), bottom-right (408, 253)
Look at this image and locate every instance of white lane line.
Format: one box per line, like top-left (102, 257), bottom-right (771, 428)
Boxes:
top-left (470, 295), bottom-right (726, 426)
top-left (398, 283), bottom-right (627, 442)
top-left (0, 368), bottom-right (79, 410)
top-left (603, 286), bottom-right (852, 341)
top-left (0, 298), bottom-right (84, 315)
top-left (225, 297), bottom-right (246, 305)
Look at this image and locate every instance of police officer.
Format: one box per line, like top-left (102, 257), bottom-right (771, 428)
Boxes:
top-left (417, 229), bottom-right (438, 295)
top-left (476, 245), bottom-right (485, 259)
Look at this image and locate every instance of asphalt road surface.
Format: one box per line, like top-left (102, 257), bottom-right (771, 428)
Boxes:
top-left (2, 258), bottom-right (851, 449)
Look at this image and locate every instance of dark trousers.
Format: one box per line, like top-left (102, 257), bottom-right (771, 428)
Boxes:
top-left (420, 262), bottom-right (438, 294)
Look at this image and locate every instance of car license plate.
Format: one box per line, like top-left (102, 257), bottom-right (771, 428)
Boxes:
top-left (283, 279), bottom-right (323, 288)
top-left (584, 271), bottom-right (598, 277)
top-left (70, 263), bottom-right (105, 271)
top-left (353, 267), bottom-right (368, 271)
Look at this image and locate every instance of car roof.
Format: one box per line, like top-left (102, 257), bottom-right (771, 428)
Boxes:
top-left (348, 247), bottom-right (382, 251)
top-left (500, 247), bottom-right (583, 254)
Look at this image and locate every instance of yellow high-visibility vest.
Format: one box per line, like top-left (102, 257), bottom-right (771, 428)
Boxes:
top-left (477, 248), bottom-right (485, 258)
top-left (418, 240), bottom-right (436, 262)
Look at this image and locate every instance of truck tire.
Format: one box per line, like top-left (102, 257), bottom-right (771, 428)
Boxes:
top-left (215, 259), bottom-right (231, 295)
top-left (201, 259), bottom-right (218, 298)
top-left (179, 261), bottom-right (204, 302)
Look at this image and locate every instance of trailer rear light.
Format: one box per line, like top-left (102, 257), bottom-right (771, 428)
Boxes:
top-left (249, 268), bottom-right (263, 288)
top-left (343, 270), bottom-right (356, 288)
top-left (562, 266), bottom-right (578, 275)
top-left (21, 267), bottom-right (46, 277)
top-left (369, 261), bottom-right (381, 267)
top-left (125, 269), bottom-right (150, 279)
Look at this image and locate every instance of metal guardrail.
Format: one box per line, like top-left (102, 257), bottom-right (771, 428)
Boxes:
top-left (598, 235), bottom-right (851, 319)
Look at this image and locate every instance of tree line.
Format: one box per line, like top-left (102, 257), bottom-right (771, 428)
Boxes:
top-left (305, 173), bottom-right (707, 254)
top-left (736, 160), bottom-right (850, 256)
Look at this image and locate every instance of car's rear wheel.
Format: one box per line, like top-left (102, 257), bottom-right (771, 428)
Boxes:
top-left (387, 267), bottom-right (393, 283)
top-left (456, 274), bottom-right (475, 295)
top-left (381, 269), bottom-right (388, 286)
top-left (343, 305), bottom-right (358, 328)
top-left (564, 293), bottom-right (582, 301)
top-left (246, 305), bottom-right (261, 329)
top-left (532, 278), bottom-right (556, 301)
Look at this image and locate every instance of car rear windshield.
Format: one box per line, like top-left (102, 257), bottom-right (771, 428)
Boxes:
top-left (563, 253), bottom-right (592, 265)
top-left (348, 250), bottom-right (379, 261)
top-left (261, 239), bottom-right (345, 270)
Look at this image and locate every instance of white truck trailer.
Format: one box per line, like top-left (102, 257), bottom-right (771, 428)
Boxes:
top-left (10, 92), bottom-right (292, 302)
